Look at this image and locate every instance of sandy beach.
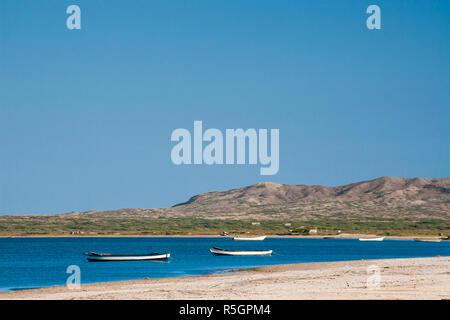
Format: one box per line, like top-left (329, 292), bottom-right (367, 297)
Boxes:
top-left (1, 257), bottom-right (448, 300)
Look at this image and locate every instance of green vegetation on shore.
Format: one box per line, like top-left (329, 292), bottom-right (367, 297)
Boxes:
top-left (0, 216), bottom-right (448, 237)
top-left (2, 177), bottom-right (449, 237)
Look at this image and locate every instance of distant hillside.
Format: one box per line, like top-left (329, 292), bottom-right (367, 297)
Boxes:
top-left (163, 176), bottom-right (450, 220)
top-left (1, 177), bottom-right (449, 236)
top-left (51, 176), bottom-right (450, 220)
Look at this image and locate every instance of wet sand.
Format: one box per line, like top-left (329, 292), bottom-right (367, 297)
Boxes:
top-left (1, 257), bottom-right (448, 300)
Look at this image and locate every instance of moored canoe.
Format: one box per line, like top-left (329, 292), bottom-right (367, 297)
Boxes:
top-left (233, 236), bottom-right (266, 241)
top-left (84, 252), bottom-right (170, 261)
top-left (210, 247), bottom-right (272, 256)
top-left (358, 237), bottom-right (385, 241)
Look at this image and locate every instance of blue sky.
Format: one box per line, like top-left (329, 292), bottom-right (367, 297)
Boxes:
top-left (0, 1), bottom-right (449, 214)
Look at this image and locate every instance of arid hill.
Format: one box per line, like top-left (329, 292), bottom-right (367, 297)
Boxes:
top-left (1, 177), bottom-right (449, 236)
top-left (77, 176), bottom-right (450, 221)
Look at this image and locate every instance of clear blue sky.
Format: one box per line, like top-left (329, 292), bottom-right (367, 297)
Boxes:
top-left (0, 1), bottom-right (449, 214)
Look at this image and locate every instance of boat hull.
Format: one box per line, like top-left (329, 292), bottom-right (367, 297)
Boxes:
top-left (358, 237), bottom-right (385, 241)
top-left (210, 248), bottom-right (272, 256)
top-left (233, 236), bottom-right (266, 241)
top-left (85, 253), bottom-right (170, 261)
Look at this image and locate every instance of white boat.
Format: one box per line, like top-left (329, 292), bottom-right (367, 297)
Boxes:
top-left (210, 247), bottom-right (272, 256)
top-left (84, 252), bottom-right (170, 261)
top-left (414, 238), bottom-right (442, 242)
top-left (358, 237), bottom-right (385, 241)
top-left (233, 236), bottom-right (266, 241)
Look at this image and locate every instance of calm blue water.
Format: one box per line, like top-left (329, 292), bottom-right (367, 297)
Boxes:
top-left (0, 237), bottom-right (449, 292)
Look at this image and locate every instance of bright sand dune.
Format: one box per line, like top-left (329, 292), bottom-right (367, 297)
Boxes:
top-left (1, 257), bottom-right (448, 300)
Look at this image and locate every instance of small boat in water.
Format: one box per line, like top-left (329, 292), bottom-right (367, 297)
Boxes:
top-left (233, 236), bottom-right (266, 241)
top-left (414, 238), bottom-right (442, 242)
top-left (210, 247), bottom-right (272, 256)
top-left (358, 236), bottom-right (385, 241)
top-left (84, 252), bottom-right (170, 261)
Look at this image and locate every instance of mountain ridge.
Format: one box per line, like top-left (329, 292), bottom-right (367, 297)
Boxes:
top-left (67, 176), bottom-right (450, 221)
top-left (2, 177), bottom-right (448, 236)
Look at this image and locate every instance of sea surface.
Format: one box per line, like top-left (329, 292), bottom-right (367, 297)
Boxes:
top-left (0, 237), bottom-right (449, 292)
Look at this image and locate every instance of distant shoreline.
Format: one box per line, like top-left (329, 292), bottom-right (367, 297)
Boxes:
top-left (1, 177), bottom-right (448, 238)
top-left (0, 234), bottom-right (445, 241)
